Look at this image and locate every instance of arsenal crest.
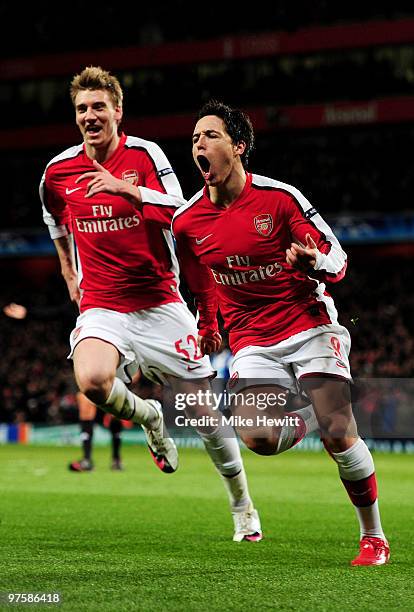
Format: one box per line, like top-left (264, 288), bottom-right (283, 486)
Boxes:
top-left (254, 214), bottom-right (273, 237)
top-left (122, 169), bottom-right (139, 185)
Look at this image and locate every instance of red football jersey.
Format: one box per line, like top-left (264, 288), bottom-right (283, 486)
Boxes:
top-left (40, 133), bottom-right (184, 313)
top-left (172, 172), bottom-right (347, 353)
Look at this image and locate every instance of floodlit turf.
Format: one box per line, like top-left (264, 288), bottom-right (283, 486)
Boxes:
top-left (0, 445), bottom-right (412, 611)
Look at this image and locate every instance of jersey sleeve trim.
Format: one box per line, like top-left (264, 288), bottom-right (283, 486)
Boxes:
top-left (47, 224), bottom-right (70, 239)
top-left (39, 172), bottom-right (70, 239)
top-left (125, 136), bottom-right (182, 197)
top-left (139, 186), bottom-right (185, 209)
top-left (45, 144), bottom-right (84, 169)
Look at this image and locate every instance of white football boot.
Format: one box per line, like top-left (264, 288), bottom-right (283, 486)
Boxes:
top-left (232, 505), bottom-right (263, 542)
top-left (141, 400), bottom-right (178, 474)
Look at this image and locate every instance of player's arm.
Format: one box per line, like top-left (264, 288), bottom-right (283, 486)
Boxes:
top-left (53, 235), bottom-right (81, 306)
top-left (40, 167), bottom-right (80, 306)
top-left (77, 147), bottom-right (185, 228)
top-left (173, 221), bottom-right (221, 355)
top-left (285, 192), bottom-right (347, 283)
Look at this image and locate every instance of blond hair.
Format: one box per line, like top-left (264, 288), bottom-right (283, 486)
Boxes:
top-left (70, 66), bottom-right (123, 108)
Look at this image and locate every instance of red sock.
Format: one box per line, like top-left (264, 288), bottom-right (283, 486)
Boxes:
top-left (341, 472), bottom-right (378, 507)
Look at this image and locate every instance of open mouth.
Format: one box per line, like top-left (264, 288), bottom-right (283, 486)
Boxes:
top-left (197, 155), bottom-right (211, 180)
top-left (86, 125), bottom-right (101, 134)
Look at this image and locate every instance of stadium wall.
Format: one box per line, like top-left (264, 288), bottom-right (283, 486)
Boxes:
top-left (1, 424), bottom-right (414, 454)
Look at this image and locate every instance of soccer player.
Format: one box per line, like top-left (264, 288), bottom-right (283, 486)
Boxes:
top-left (172, 100), bottom-right (389, 565)
top-left (39, 67), bottom-right (262, 541)
top-left (68, 392), bottom-right (127, 472)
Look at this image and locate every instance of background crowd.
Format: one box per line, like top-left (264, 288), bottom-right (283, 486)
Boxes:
top-left (0, 3), bottom-right (413, 439)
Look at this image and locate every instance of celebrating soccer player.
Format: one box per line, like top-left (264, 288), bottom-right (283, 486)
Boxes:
top-left (172, 100), bottom-right (389, 565)
top-left (40, 68), bottom-right (262, 542)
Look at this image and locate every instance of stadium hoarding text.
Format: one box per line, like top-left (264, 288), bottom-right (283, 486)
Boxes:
top-left (2, 96), bottom-right (414, 151)
top-left (1, 378), bottom-right (414, 450)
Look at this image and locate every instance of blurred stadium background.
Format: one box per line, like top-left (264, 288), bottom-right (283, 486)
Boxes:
top-left (1, 1), bottom-right (414, 444)
top-left (1, 3), bottom-right (414, 610)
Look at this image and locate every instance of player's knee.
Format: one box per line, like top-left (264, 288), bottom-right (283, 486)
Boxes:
top-left (319, 413), bottom-right (355, 446)
top-left (77, 370), bottom-right (114, 405)
top-left (322, 433), bottom-right (359, 454)
top-left (242, 434), bottom-right (278, 456)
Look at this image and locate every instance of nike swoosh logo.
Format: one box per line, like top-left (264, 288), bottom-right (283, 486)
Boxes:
top-left (187, 364), bottom-right (202, 371)
top-left (195, 233), bottom-right (213, 245)
top-left (66, 187), bottom-right (82, 195)
top-left (351, 489), bottom-right (371, 496)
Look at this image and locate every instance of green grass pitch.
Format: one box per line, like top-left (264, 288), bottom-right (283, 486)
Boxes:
top-left (0, 445), bottom-right (412, 611)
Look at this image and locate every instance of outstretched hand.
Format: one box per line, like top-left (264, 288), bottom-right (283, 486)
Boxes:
top-left (286, 233), bottom-right (318, 272)
top-left (76, 159), bottom-right (125, 198)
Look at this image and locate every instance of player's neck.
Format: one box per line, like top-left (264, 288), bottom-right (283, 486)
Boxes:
top-left (85, 134), bottom-right (120, 163)
top-left (210, 167), bottom-right (246, 208)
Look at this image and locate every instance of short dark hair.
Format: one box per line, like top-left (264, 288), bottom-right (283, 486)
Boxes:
top-left (198, 100), bottom-right (255, 167)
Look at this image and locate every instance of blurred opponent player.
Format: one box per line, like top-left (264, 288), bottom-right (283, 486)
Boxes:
top-left (172, 100), bottom-right (389, 565)
top-left (69, 392), bottom-right (128, 472)
top-left (39, 67), bottom-right (262, 541)
top-left (69, 371), bottom-right (162, 472)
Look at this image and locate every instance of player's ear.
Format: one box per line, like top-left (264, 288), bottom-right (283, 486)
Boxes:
top-left (234, 140), bottom-right (246, 157)
top-left (115, 105), bottom-right (123, 124)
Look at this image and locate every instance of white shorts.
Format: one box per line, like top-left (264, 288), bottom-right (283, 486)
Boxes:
top-left (229, 324), bottom-right (352, 394)
top-left (69, 302), bottom-right (214, 385)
